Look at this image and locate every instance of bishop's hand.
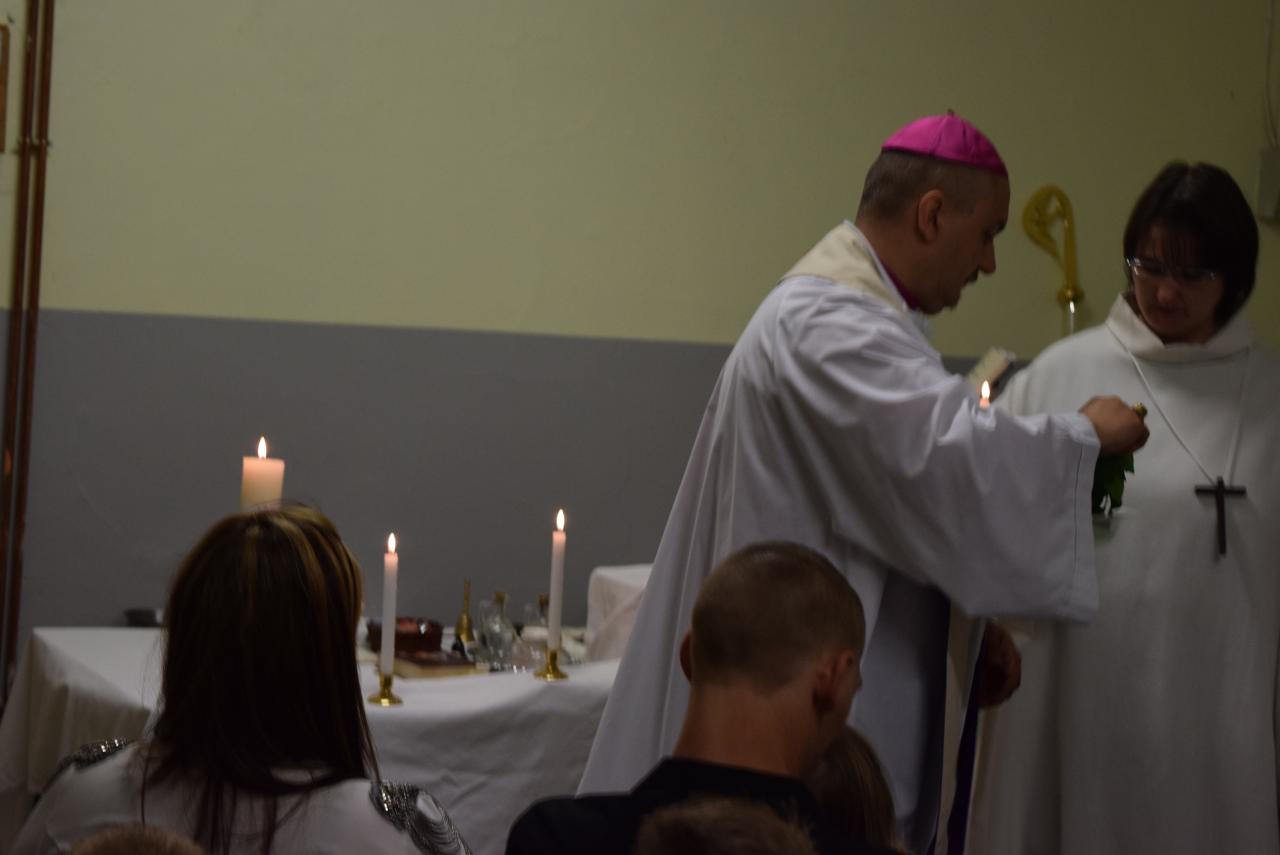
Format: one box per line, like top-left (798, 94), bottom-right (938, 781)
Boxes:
top-left (1079, 396), bottom-right (1149, 455)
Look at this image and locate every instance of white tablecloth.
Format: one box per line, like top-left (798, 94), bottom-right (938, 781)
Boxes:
top-left (0, 628), bottom-right (618, 855)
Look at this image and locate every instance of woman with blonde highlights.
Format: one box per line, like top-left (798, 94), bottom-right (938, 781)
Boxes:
top-left (13, 507), bottom-right (470, 855)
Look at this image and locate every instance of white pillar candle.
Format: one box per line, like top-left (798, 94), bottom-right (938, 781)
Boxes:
top-left (547, 510), bottom-right (566, 652)
top-left (380, 533), bottom-right (398, 676)
top-left (979, 381), bottom-right (991, 410)
top-left (240, 436), bottom-right (285, 510)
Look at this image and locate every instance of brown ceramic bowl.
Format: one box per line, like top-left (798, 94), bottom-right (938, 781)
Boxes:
top-left (367, 617), bottom-right (443, 655)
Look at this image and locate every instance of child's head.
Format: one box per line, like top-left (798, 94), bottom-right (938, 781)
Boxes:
top-left (633, 798), bottom-right (817, 855)
top-left (806, 726), bottom-right (899, 849)
top-left (70, 825), bottom-right (203, 855)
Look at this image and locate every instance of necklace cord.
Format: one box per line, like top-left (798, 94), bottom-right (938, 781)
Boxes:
top-left (1106, 324), bottom-right (1250, 485)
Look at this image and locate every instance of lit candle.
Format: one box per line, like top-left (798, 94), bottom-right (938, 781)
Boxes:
top-left (980, 381), bottom-right (991, 410)
top-left (547, 510), bottom-right (566, 652)
top-left (240, 436), bottom-right (285, 510)
top-left (380, 533), bottom-right (398, 677)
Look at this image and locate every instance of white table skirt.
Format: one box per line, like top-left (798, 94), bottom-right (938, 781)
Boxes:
top-left (584, 564), bottom-right (651, 661)
top-left (0, 628), bottom-right (618, 855)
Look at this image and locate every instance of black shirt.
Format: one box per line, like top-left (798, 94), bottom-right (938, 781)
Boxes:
top-left (505, 757), bottom-right (896, 855)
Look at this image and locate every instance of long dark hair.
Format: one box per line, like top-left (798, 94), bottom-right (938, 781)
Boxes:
top-left (143, 506), bottom-right (378, 853)
top-left (1123, 161), bottom-right (1258, 326)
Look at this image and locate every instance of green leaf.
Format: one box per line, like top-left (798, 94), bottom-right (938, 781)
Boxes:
top-left (1092, 453), bottom-right (1135, 515)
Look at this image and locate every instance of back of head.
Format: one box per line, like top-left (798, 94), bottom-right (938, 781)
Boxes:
top-left (632, 798), bottom-right (818, 855)
top-left (807, 726), bottom-right (899, 849)
top-left (858, 150), bottom-right (995, 223)
top-left (149, 506), bottom-right (376, 850)
top-left (1123, 161), bottom-right (1258, 325)
top-left (70, 825), bottom-right (203, 855)
top-left (689, 542), bottom-right (864, 693)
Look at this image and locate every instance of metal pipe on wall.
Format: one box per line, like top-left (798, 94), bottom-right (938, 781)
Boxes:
top-left (0, 0), bottom-right (55, 702)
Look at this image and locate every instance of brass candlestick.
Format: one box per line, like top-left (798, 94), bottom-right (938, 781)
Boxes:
top-left (533, 647), bottom-right (568, 681)
top-left (455, 579), bottom-right (475, 644)
top-left (367, 671), bottom-right (403, 706)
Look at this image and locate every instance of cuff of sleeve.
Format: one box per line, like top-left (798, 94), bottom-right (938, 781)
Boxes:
top-left (1060, 411), bottom-right (1101, 452)
top-left (1061, 411), bottom-right (1100, 621)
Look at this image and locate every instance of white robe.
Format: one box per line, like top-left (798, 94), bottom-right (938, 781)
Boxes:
top-left (970, 295), bottom-right (1280, 855)
top-left (578, 222), bottom-right (1102, 854)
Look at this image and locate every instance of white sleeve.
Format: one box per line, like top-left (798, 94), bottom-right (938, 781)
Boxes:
top-left (774, 296), bottom-right (1099, 620)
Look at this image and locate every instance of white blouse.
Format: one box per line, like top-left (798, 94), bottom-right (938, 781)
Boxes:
top-left (11, 741), bottom-right (472, 855)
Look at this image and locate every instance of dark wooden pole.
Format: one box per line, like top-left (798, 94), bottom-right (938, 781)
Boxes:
top-left (1, 0), bottom-right (54, 700)
top-left (0, 0), bottom-right (43, 701)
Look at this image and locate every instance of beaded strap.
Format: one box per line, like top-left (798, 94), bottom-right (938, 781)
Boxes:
top-left (369, 781), bottom-right (472, 855)
top-left (45, 738), bottom-right (132, 792)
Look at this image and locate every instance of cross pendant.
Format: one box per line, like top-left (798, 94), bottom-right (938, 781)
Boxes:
top-left (1194, 477), bottom-right (1246, 557)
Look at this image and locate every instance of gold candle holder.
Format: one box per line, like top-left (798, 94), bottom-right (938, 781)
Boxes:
top-left (533, 647), bottom-right (568, 681)
top-left (455, 579), bottom-right (475, 644)
top-left (367, 671), bottom-right (403, 706)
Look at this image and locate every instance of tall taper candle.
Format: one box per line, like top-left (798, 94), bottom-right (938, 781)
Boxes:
top-left (380, 533), bottom-right (398, 677)
top-left (548, 510), bottom-right (566, 652)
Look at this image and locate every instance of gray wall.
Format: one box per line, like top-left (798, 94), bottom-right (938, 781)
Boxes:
top-left (6, 308), bottom-right (985, 659)
top-left (10, 309), bottom-right (730, 648)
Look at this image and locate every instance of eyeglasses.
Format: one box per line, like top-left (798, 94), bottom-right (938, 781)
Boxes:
top-left (1125, 257), bottom-right (1221, 288)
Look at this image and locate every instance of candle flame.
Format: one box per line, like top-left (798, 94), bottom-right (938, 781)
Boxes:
top-left (555, 509), bottom-right (565, 532)
top-left (980, 381), bottom-right (991, 401)
top-left (387, 533), bottom-right (397, 554)
top-left (257, 436), bottom-right (267, 459)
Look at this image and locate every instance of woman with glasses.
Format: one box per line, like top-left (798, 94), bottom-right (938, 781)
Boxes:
top-left (969, 162), bottom-right (1280, 855)
top-left (12, 506), bottom-right (472, 855)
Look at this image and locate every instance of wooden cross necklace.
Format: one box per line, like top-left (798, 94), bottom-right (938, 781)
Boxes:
top-left (1121, 342), bottom-right (1251, 558)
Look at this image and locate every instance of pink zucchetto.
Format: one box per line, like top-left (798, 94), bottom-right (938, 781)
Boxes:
top-left (881, 112), bottom-right (1007, 178)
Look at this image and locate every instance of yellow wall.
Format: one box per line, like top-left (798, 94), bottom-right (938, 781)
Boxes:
top-left (9, 0), bottom-right (1279, 356)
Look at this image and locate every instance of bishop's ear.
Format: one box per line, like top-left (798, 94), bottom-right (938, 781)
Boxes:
top-left (916, 189), bottom-right (944, 242)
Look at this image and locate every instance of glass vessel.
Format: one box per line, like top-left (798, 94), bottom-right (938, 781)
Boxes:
top-left (479, 591), bottom-right (518, 670)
